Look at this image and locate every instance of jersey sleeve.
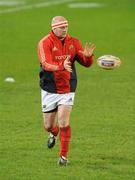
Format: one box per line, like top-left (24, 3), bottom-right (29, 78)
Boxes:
top-left (74, 39), bottom-right (94, 67)
top-left (38, 39), bottom-right (64, 71)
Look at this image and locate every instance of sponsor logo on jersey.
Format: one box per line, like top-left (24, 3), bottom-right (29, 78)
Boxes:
top-left (55, 55), bottom-right (71, 60)
top-left (52, 46), bottom-right (58, 51)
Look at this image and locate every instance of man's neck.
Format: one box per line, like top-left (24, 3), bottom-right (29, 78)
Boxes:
top-left (58, 37), bottom-right (65, 41)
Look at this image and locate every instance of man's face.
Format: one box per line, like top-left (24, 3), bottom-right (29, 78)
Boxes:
top-left (53, 26), bottom-right (68, 39)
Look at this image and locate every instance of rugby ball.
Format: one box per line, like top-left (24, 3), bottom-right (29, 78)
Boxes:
top-left (97, 55), bottom-right (121, 70)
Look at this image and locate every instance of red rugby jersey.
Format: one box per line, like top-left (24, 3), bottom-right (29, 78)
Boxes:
top-left (38, 31), bottom-right (94, 94)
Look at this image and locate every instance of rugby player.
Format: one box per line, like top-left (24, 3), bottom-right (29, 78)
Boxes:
top-left (38, 16), bottom-right (96, 166)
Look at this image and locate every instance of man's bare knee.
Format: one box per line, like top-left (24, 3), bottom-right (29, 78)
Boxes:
top-left (43, 117), bottom-right (53, 132)
top-left (58, 105), bottom-right (72, 127)
top-left (43, 112), bottom-right (57, 132)
top-left (44, 124), bottom-right (52, 132)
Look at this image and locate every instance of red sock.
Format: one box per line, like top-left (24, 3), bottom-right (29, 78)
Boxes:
top-left (50, 125), bottom-right (59, 136)
top-left (59, 125), bottom-right (71, 158)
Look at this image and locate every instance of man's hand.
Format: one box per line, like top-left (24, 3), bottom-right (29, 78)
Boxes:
top-left (64, 56), bottom-right (72, 72)
top-left (79, 42), bottom-right (96, 57)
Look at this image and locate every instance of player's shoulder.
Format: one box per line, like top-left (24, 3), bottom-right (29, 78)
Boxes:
top-left (39, 34), bottom-right (50, 45)
top-left (68, 35), bottom-right (80, 44)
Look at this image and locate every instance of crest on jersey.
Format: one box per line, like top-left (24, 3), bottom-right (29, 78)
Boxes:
top-left (69, 45), bottom-right (74, 50)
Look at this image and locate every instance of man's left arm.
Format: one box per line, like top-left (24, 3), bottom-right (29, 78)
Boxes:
top-left (75, 40), bottom-right (96, 67)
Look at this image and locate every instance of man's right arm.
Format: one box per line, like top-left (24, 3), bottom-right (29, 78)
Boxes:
top-left (38, 39), bottom-right (64, 71)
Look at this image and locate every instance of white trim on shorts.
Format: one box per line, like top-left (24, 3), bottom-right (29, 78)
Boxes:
top-left (41, 90), bottom-right (75, 113)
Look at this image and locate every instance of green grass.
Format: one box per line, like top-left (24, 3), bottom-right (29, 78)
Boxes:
top-left (0, 0), bottom-right (135, 179)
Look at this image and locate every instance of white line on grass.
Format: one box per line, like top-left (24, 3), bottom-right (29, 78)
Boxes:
top-left (68, 2), bottom-right (105, 8)
top-left (0, 1), bottom-right (26, 6)
top-left (0, 0), bottom-right (73, 14)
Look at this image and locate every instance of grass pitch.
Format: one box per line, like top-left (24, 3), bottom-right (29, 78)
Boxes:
top-left (0, 0), bottom-right (135, 179)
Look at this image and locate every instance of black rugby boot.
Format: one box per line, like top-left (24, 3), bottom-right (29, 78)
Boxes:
top-left (47, 133), bottom-right (56, 149)
top-left (58, 156), bottom-right (68, 166)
